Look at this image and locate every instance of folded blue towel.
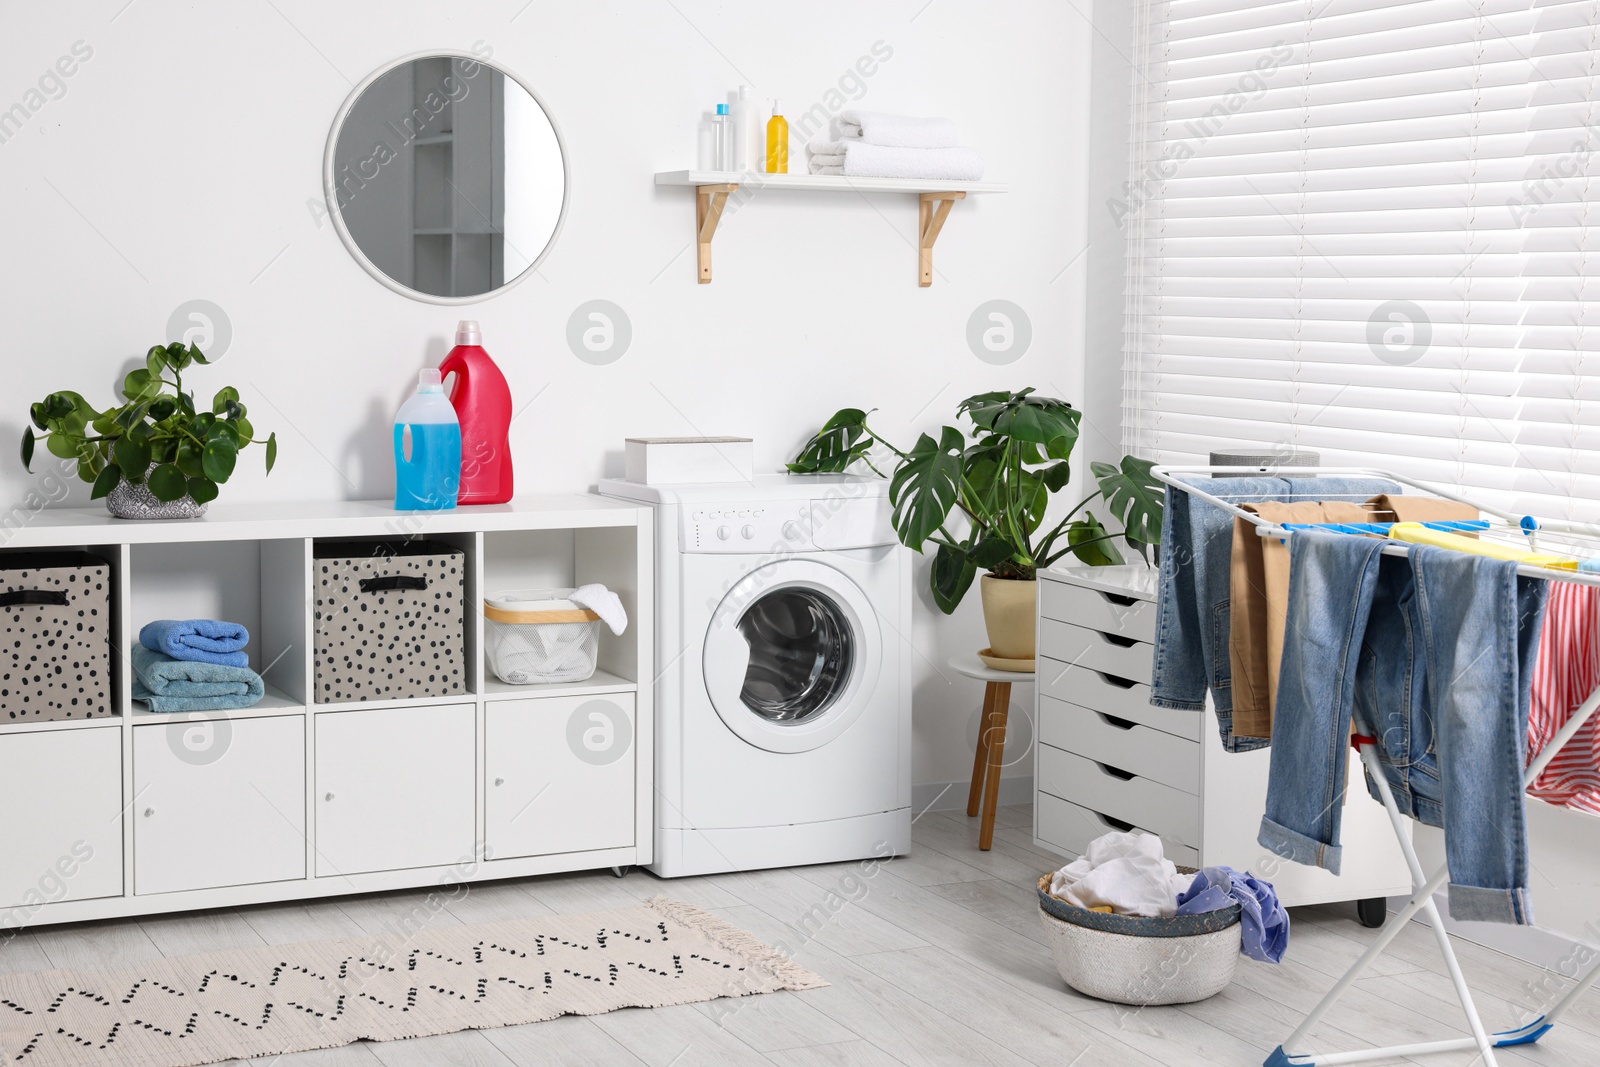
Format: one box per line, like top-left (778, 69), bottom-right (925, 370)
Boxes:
top-left (140, 619), bottom-right (250, 667)
top-left (131, 645), bottom-right (265, 713)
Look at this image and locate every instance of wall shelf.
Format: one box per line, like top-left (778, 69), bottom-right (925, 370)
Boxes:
top-left (654, 169), bottom-right (1008, 287)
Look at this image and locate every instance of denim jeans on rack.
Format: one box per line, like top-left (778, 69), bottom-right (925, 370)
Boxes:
top-left (1151, 475), bottom-right (1397, 752)
top-left (1259, 530), bottom-right (1547, 925)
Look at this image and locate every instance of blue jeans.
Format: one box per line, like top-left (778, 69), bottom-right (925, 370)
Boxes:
top-left (1260, 530), bottom-right (1547, 925)
top-left (1151, 476), bottom-right (1397, 752)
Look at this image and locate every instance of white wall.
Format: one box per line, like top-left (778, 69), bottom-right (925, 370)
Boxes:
top-left (0, 1), bottom-right (1092, 797)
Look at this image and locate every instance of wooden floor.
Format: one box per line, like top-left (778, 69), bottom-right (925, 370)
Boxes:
top-left (2, 804), bottom-right (1596, 1067)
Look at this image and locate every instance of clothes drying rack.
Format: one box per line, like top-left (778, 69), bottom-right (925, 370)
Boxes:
top-left (1151, 465), bottom-right (1600, 1067)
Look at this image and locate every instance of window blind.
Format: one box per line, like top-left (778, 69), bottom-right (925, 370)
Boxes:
top-left (1123, 0), bottom-right (1600, 522)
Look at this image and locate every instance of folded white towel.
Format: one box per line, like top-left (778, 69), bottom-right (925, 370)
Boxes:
top-left (838, 110), bottom-right (959, 149)
top-left (804, 141), bottom-right (984, 182)
top-left (568, 583), bottom-right (628, 636)
top-left (1047, 831), bottom-right (1194, 918)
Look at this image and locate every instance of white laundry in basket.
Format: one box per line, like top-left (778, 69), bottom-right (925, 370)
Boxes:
top-left (484, 588), bottom-right (617, 685)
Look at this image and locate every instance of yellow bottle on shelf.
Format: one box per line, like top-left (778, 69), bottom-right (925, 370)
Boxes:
top-left (765, 102), bottom-right (789, 174)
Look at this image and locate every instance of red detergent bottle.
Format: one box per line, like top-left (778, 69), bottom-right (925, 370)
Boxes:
top-left (440, 320), bottom-right (514, 505)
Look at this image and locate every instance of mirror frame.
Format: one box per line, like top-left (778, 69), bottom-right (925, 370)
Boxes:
top-left (321, 49), bottom-right (571, 305)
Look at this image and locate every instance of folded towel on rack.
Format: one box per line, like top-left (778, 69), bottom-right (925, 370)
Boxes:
top-left (837, 110), bottom-right (959, 148)
top-left (804, 141), bottom-right (984, 181)
top-left (567, 584), bottom-right (628, 636)
top-left (140, 619), bottom-right (250, 668)
top-left (1390, 523), bottom-right (1577, 568)
top-left (131, 645), bottom-right (264, 713)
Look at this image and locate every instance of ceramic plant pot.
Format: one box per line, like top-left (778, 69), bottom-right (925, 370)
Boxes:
top-left (105, 466), bottom-right (209, 520)
top-left (979, 575), bottom-right (1037, 663)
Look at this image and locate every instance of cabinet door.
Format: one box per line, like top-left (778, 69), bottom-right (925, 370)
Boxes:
top-left (134, 717), bottom-right (306, 895)
top-left (315, 703), bottom-right (474, 876)
top-left (0, 727), bottom-right (124, 913)
top-left (486, 694), bottom-right (635, 860)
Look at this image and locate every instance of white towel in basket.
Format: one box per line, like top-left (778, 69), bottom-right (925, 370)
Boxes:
top-left (1048, 832), bottom-right (1195, 918)
top-left (570, 584), bottom-right (628, 635)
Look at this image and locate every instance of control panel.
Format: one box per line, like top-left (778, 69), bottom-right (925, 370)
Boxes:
top-left (681, 502), bottom-right (814, 553)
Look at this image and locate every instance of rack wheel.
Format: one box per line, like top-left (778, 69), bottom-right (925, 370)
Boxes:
top-left (611, 865), bottom-right (632, 879)
top-left (1356, 897), bottom-right (1387, 928)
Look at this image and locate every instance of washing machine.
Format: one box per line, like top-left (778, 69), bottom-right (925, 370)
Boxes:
top-left (600, 473), bottom-right (912, 877)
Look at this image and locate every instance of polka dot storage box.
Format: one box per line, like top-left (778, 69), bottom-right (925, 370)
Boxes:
top-left (313, 540), bottom-right (466, 703)
top-left (0, 551), bottom-right (112, 721)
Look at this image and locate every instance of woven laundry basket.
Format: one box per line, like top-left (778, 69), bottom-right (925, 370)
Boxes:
top-left (1036, 872), bottom-right (1241, 1005)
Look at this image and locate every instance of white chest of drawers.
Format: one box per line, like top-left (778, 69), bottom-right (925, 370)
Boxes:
top-left (1032, 563), bottom-right (1411, 910)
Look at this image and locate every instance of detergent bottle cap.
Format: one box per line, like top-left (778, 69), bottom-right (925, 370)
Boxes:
top-left (418, 368), bottom-right (444, 393)
top-left (455, 319), bottom-right (482, 345)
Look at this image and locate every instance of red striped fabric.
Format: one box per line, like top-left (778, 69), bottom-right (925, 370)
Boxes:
top-left (1527, 581), bottom-right (1600, 814)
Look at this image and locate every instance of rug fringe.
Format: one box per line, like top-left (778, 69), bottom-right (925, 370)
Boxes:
top-left (644, 896), bottom-right (828, 991)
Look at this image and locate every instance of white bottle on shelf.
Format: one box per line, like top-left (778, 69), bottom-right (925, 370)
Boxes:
top-left (733, 85), bottom-right (757, 174)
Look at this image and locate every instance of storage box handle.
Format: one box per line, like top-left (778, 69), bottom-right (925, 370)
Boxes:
top-left (359, 575), bottom-right (429, 593)
top-left (0, 589), bottom-right (69, 608)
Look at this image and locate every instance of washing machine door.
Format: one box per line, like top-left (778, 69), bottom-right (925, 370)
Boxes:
top-left (702, 559), bottom-right (882, 754)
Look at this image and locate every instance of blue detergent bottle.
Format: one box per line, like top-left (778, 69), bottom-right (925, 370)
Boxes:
top-left (393, 369), bottom-right (462, 510)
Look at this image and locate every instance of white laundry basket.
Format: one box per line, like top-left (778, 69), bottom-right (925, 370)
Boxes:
top-left (484, 589), bottom-right (602, 685)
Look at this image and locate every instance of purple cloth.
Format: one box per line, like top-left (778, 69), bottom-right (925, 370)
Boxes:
top-left (1177, 866), bottom-right (1289, 963)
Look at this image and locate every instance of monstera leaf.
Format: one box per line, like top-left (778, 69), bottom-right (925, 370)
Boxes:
top-left (1066, 512), bottom-right (1126, 566)
top-left (787, 408), bottom-right (874, 474)
top-left (1093, 455), bottom-right (1163, 551)
top-left (958, 389), bottom-right (1080, 460)
top-left (889, 426), bottom-right (966, 551)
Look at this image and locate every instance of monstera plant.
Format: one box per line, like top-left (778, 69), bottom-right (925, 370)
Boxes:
top-left (21, 341), bottom-right (276, 518)
top-left (788, 389), bottom-right (1161, 662)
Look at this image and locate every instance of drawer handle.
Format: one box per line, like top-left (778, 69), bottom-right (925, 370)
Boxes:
top-left (359, 575), bottom-right (429, 594)
top-left (1098, 591), bottom-right (1140, 607)
top-left (143, 807), bottom-right (155, 818)
top-left (494, 777), bottom-right (505, 786)
top-left (324, 792), bottom-right (335, 801)
top-left (1097, 762), bottom-right (1136, 781)
top-left (1099, 632), bottom-right (1138, 649)
top-left (1095, 812), bottom-right (1136, 833)
top-left (1099, 712), bottom-right (1138, 731)
top-left (1095, 671), bottom-right (1137, 690)
top-left (0, 589), bottom-right (69, 608)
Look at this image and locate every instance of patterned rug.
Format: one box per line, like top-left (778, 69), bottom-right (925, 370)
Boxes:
top-left (0, 897), bottom-right (825, 1067)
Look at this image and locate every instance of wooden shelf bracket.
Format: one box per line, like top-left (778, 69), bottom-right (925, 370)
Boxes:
top-left (695, 183), bottom-right (738, 284)
top-left (918, 191), bottom-right (966, 288)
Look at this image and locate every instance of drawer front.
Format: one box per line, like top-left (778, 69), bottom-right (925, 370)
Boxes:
top-left (1039, 619), bottom-right (1152, 685)
top-left (0, 727), bottom-right (124, 911)
top-left (1041, 580), bottom-right (1156, 642)
top-left (487, 694), bottom-right (636, 860)
top-left (1038, 744), bottom-right (1200, 846)
top-left (316, 703), bottom-right (475, 876)
top-left (1038, 660), bottom-right (1199, 741)
top-left (1036, 792), bottom-right (1199, 868)
top-left (1037, 696), bottom-right (1200, 794)
top-left (134, 717), bottom-right (306, 895)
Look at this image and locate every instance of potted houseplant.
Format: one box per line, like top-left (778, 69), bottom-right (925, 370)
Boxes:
top-left (788, 389), bottom-right (1161, 665)
top-left (20, 341), bottom-right (276, 519)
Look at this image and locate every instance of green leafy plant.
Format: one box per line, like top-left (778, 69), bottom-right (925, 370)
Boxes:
top-left (20, 342), bottom-right (276, 505)
top-left (788, 389), bottom-right (1162, 614)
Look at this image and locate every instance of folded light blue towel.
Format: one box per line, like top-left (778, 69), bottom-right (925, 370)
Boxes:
top-left (140, 619), bottom-right (251, 668)
top-left (131, 645), bottom-right (265, 713)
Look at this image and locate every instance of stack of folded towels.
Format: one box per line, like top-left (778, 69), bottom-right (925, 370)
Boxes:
top-left (133, 620), bottom-right (265, 713)
top-left (805, 109), bottom-right (984, 181)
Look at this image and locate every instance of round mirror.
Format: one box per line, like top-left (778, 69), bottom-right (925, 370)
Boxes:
top-left (323, 51), bottom-right (567, 304)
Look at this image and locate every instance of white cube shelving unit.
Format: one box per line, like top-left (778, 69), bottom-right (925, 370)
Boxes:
top-left (0, 496), bottom-right (653, 928)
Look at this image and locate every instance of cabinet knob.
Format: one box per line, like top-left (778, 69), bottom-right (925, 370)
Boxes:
top-left (143, 807), bottom-right (154, 818)
top-left (324, 792), bottom-right (335, 801)
top-left (494, 777), bottom-right (505, 786)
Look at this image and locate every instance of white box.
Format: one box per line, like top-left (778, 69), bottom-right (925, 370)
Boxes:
top-left (624, 437), bottom-right (754, 484)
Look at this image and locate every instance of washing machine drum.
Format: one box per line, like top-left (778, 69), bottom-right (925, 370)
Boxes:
top-left (703, 559), bottom-right (882, 753)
